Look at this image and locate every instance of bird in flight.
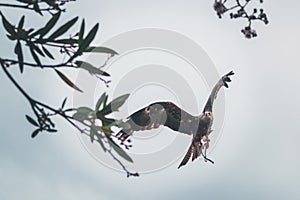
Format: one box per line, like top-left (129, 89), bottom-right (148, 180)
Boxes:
top-left (115, 71), bottom-right (234, 168)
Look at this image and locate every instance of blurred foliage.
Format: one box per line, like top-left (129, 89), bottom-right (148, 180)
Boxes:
top-left (0, 0), bottom-right (138, 177)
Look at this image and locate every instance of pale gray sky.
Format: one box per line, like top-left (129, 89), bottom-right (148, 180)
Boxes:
top-left (1, 1), bottom-right (300, 200)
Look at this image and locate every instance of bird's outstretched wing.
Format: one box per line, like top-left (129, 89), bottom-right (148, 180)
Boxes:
top-left (203, 71), bottom-right (234, 113)
top-left (178, 70), bottom-right (234, 168)
top-left (116, 102), bottom-right (200, 142)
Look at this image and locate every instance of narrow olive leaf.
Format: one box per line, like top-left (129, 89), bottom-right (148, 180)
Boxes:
top-left (29, 45), bottom-right (42, 67)
top-left (78, 23), bottom-right (99, 52)
top-left (107, 136), bottom-right (133, 163)
top-left (115, 121), bottom-right (131, 130)
top-left (33, 2), bottom-right (43, 16)
top-left (85, 46), bottom-right (118, 55)
top-left (95, 92), bottom-right (106, 111)
top-left (47, 129), bottom-right (58, 133)
top-left (110, 94), bottom-right (130, 109)
top-left (101, 118), bottom-right (116, 127)
top-left (31, 44), bottom-right (45, 57)
top-left (18, 16), bottom-right (25, 29)
top-left (54, 38), bottom-right (78, 44)
top-left (27, 28), bottom-right (34, 34)
top-left (14, 41), bottom-right (24, 73)
top-left (25, 115), bottom-right (39, 127)
top-left (31, 12), bottom-right (61, 38)
top-left (72, 107), bottom-right (94, 122)
top-left (43, 0), bottom-right (56, 6)
top-left (97, 94), bottom-right (130, 116)
top-left (7, 34), bottom-right (17, 41)
top-left (31, 129), bottom-right (40, 138)
top-left (90, 126), bottom-right (97, 143)
top-left (0, 11), bottom-right (16, 35)
top-left (68, 22), bottom-right (98, 62)
top-left (42, 46), bottom-right (54, 59)
top-left (78, 19), bottom-right (85, 44)
top-left (103, 94), bottom-right (108, 107)
top-left (76, 107), bottom-right (94, 113)
top-left (55, 69), bottom-right (83, 92)
top-left (16, 0), bottom-right (33, 4)
top-left (48, 16), bottom-right (78, 40)
top-left (61, 97), bottom-right (67, 109)
top-left (76, 61), bottom-right (110, 76)
top-left (101, 126), bottom-right (113, 136)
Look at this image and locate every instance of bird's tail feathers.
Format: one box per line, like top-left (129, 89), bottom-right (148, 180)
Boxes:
top-left (192, 145), bottom-right (201, 162)
top-left (178, 143), bottom-right (197, 169)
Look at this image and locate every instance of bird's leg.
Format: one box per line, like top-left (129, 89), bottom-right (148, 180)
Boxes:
top-left (200, 135), bottom-right (214, 164)
top-left (201, 135), bottom-right (207, 146)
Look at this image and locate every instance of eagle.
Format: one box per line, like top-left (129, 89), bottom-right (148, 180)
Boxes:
top-left (115, 71), bottom-right (234, 168)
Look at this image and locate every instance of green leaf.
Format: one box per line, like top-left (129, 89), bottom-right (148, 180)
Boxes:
top-left (85, 46), bottom-right (118, 55)
top-left (29, 45), bottom-right (42, 67)
top-left (27, 28), bottom-right (34, 34)
top-left (16, 0), bottom-right (33, 4)
top-left (33, 2), bottom-right (43, 16)
top-left (101, 118), bottom-right (131, 129)
top-left (55, 69), bottom-right (83, 92)
top-left (18, 16), bottom-right (25, 29)
top-left (78, 19), bottom-right (85, 43)
top-left (72, 107), bottom-right (95, 122)
top-left (90, 126), bottom-right (97, 143)
top-left (31, 12), bottom-right (60, 38)
top-left (47, 129), bottom-right (58, 133)
top-left (115, 121), bottom-right (131, 129)
top-left (101, 118), bottom-right (116, 127)
top-left (61, 97), bottom-right (67, 109)
top-left (7, 34), bottom-right (17, 41)
top-left (95, 92), bottom-right (106, 111)
top-left (42, 46), bottom-right (54, 59)
top-left (54, 38), bottom-right (78, 44)
top-left (0, 11), bottom-right (16, 35)
top-left (48, 16), bottom-right (78, 40)
top-left (76, 107), bottom-right (94, 114)
top-left (107, 136), bottom-right (133, 163)
top-left (26, 115), bottom-right (39, 127)
top-left (31, 129), bottom-right (40, 138)
top-left (31, 44), bottom-right (45, 57)
top-left (14, 41), bottom-right (24, 73)
top-left (97, 94), bottom-right (130, 116)
top-left (43, 0), bottom-right (56, 7)
top-left (76, 61), bottom-right (110, 76)
top-left (78, 23), bottom-right (99, 52)
top-left (103, 94), bottom-right (108, 107)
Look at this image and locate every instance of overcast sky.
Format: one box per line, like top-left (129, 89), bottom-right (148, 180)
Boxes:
top-left (1, 1), bottom-right (300, 200)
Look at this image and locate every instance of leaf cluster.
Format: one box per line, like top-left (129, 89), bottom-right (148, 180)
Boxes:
top-left (71, 93), bottom-right (132, 162)
top-left (0, 1), bottom-right (137, 177)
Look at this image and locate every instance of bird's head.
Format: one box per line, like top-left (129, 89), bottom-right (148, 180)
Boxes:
top-left (201, 111), bottom-right (212, 121)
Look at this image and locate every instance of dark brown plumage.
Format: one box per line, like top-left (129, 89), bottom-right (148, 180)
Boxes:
top-left (115, 71), bottom-right (234, 168)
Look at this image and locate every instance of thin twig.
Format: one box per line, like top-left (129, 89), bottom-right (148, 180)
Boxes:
top-left (0, 3), bottom-right (60, 12)
top-left (107, 150), bottom-right (139, 178)
top-left (3, 58), bottom-right (76, 69)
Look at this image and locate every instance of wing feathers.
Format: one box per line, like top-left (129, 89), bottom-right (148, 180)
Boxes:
top-left (116, 102), bottom-right (199, 141)
top-left (203, 70), bottom-right (234, 112)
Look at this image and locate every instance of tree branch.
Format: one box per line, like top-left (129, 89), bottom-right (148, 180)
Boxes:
top-left (1, 58), bottom-right (137, 177)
